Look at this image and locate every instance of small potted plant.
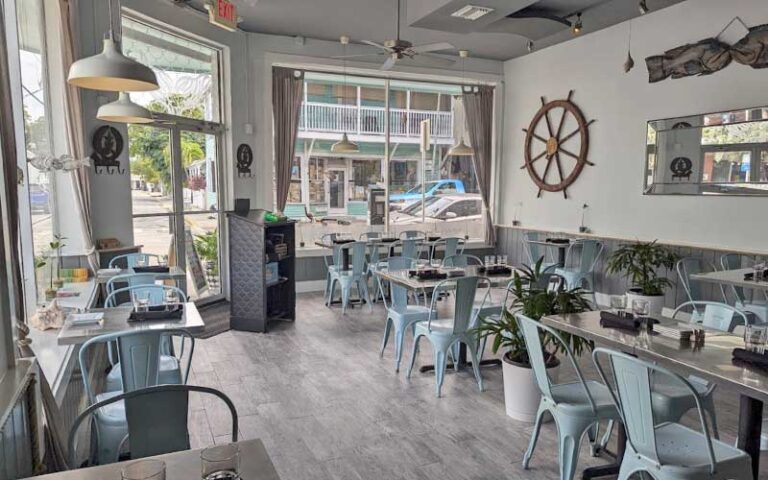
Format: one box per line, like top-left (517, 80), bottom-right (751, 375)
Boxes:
top-left (49, 235), bottom-right (66, 290)
top-left (606, 240), bottom-right (679, 315)
top-left (475, 259), bottom-right (592, 422)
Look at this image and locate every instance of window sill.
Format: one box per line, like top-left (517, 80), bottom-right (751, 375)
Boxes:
top-left (295, 239), bottom-right (492, 258)
top-left (27, 279), bottom-right (98, 406)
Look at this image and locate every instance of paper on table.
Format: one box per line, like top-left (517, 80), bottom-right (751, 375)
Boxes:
top-left (68, 312), bottom-right (104, 326)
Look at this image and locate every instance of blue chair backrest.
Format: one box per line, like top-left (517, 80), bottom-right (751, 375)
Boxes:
top-left (109, 253), bottom-right (161, 268)
top-left (565, 239), bottom-right (603, 274)
top-left (105, 284), bottom-right (187, 308)
top-left (106, 273), bottom-right (157, 295)
top-left (593, 348), bottom-right (717, 472)
top-left (524, 232), bottom-right (544, 265)
top-left (339, 241), bottom-right (367, 276)
top-left (442, 254), bottom-right (482, 268)
top-left (385, 256), bottom-right (414, 312)
top-left (391, 239), bottom-right (420, 259)
top-left (360, 231), bottom-right (382, 240)
top-left (400, 230), bottom-right (423, 239)
top-left (672, 300), bottom-right (747, 333)
top-left (430, 237), bottom-right (463, 262)
top-left (721, 253), bottom-right (754, 302)
top-left (516, 314), bottom-right (597, 412)
top-left (676, 257), bottom-right (715, 304)
top-left (428, 276), bottom-right (487, 334)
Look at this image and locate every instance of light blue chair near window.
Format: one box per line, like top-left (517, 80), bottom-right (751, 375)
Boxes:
top-left (442, 254), bottom-right (483, 268)
top-left (553, 239), bottom-right (603, 291)
top-left (676, 258), bottom-right (727, 316)
top-left (79, 329), bottom-right (195, 465)
top-left (109, 253), bottom-right (162, 268)
top-left (378, 256), bottom-right (433, 372)
top-left (105, 273), bottom-right (158, 299)
top-left (327, 241), bottom-right (373, 315)
top-left (721, 253), bottom-right (768, 323)
top-left (390, 238), bottom-right (422, 261)
top-left (399, 230), bottom-right (424, 240)
top-left (593, 348), bottom-right (752, 480)
top-left (68, 384), bottom-right (236, 467)
top-left (428, 237), bottom-right (464, 264)
top-left (406, 276), bottom-right (489, 397)
top-left (321, 233), bottom-right (340, 306)
top-left (523, 232), bottom-right (556, 269)
top-left (515, 314), bottom-right (621, 480)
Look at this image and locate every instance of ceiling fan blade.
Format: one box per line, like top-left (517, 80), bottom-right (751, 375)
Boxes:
top-left (362, 40), bottom-right (390, 51)
top-left (331, 53), bottom-right (387, 59)
top-left (380, 55), bottom-right (397, 71)
top-left (403, 54), bottom-right (456, 67)
top-left (410, 42), bottom-right (455, 53)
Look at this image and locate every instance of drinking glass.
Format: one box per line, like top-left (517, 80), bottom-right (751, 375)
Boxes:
top-left (754, 264), bottom-right (765, 283)
top-left (745, 325), bottom-right (767, 354)
top-left (499, 255), bottom-right (508, 266)
top-left (164, 288), bottom-right (179, 307)
top-left (201, 444), bottom-right (240, 480)
top-left (484, 256), bottom-right (491, 266)
top-left (610, 295), bottom-right (627, 317)
top-left (632, 299), bottom-right (651, 331)
top-left (122, 459), bottom-right (166, 480)
top-left (132, 291), bottom-right (151, 312)
top-left (136, 256), bottom-right (148, 268)
top-left (158, 256), bottom-right (168, 267)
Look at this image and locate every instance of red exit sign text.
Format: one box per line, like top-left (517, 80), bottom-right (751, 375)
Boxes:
top-left (207, 0), bottom-right (238, 31)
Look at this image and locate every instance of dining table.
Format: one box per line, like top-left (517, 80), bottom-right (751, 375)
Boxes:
top-left (376, 264), bottom-right (516, 372)
top-left (57, 302), bottom-right (205, 345)
top-left (542, 310), bottom-right (768, 480)
top-left (691, 267), bottom-right (768, 293)
top-left (24, 439), bottom-right (280, 480)
top-left (526, 238), bottom-right (571, 266)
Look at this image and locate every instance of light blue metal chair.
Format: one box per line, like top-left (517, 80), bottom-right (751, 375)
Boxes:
top-left (428, 237), bottom-right (464, 264)
top-left (406, 276), bottom-right (489, 397)
top-left (105, 273), bottom-right (158, 299)
top-left (378, 256), bottom-right (433, 372)
top-left (328, 241), bottom-right (372, 315)
top-left (321, 233), bottom-right (341, 306)
top-left (676, 258), bottom-right (727, 315)
top-left (441, 254), bottom-right (483, 268)
top-left (593, 348), bottom-right (752, 480)
top-left (523, 231), bottom-right (556, 269)
top-left (673, 300), bottom-right (750, 334)
top-left (105, 284), bottom-right (186, 308)
top-left (79, 329), bottom-right (195, 465)
top-left (399, 230), bottom-right (424, 240)
top-left (109, 253), bottom-right (162, 268)
top-left (553, 239), bottom-right (603, 291)
top-left (515, 314), bottom-right (621, 480)
top-left (68, 384), bottom-right (236, 467)
top-left (721, 253), bottom-right (768, 323)
top-left (390, 238), bottom-right (422, 261)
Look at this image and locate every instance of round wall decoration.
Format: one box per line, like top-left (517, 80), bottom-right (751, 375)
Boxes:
top-left (91, 125), bottom-right (124, 175)
top-left (670, 156), bottom-right (693, 180)
top-left (236, 143), bottom-right (254, 177)
top-left (522, 90), bottom-right (595, 198)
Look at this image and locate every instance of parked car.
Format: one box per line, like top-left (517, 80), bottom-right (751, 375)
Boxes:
top-left (389, 179), bottom-right (466, 211)
top-left (29, 184), bottom-right (50, 214)
top-left (390, 194), bottom-right (483, 225)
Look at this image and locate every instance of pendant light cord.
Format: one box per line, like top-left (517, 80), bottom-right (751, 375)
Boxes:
top-left (627, 19), bottom-right (633, 51)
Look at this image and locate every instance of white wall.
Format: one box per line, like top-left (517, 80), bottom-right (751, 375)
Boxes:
top-left (499, 0), bottom-right (768, 253)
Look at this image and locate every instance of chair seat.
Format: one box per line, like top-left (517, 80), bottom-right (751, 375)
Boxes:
top-left (414, 318), bottom-right (457, 335)
top-left (106, 355), bottom-right (182, 392)
top-left (95, 391), bottom-right (127, 426)
top-left (550, 381), bottom-right (619, 418)
top-left (391, 305), bottom-right (432, 320)
top-left (654, 422), bottom-right (750, 470)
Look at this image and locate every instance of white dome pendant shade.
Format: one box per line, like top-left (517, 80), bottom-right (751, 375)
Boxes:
top-left (447, 138), bottom-right (474, 156)
top-left (331, 132), bottom-right (360, 154)
top-left (68, 37), bottom-right (159, 92)
top-left (97, 92), bottom-right (154, 124)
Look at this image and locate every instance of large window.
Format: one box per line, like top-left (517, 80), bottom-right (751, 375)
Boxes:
top-left (285, 72), bottom-right (490, 245)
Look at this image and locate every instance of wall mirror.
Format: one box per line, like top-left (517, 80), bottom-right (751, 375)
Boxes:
top-left (645, 106), bottom-right (768, 195)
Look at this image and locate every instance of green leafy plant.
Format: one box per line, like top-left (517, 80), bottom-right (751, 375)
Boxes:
top-left (48, 235), bottom-right (66, 288)
top-left (606, 240), bottom-right (679, 296)
top-left (474, 259), bottom-right (593, 367)
top-left (194, 230), bottom-right (219, 275)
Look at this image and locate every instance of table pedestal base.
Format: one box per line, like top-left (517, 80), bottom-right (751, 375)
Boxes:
top-left (581, 424), bottom-right (626, 480)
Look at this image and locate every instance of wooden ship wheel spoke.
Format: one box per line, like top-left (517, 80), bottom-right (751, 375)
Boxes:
top-left (521, 90), bottom-right (596, 198)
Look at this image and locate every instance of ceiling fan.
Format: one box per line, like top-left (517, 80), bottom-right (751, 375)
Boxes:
top-left (335, 0), bottom-right (456, 70)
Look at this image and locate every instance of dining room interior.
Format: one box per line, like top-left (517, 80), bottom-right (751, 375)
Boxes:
top-left (0, 0), bottom-right (768, 478)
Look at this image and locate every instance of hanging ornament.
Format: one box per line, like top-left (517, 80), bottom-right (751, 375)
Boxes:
top-left (624, 20), bottom-right (635, 73)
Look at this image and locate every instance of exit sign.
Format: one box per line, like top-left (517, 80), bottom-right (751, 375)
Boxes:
top-left (207, 0), bottom-right (238, 31)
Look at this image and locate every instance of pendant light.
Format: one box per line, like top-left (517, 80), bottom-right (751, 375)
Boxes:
top-left (448, 50), bottom-right (474, 157)
top-left (331, 35), bottom-right (359, 154)
top-left (97, 92), bottom-right (154, 123)
top-left (67, 0), bottom-right (158, 92)
top-left (624, 20), bottom-right (636, 73)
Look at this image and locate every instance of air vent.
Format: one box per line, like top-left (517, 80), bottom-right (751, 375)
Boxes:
top-left (451, 5), bottom-right (494, 21)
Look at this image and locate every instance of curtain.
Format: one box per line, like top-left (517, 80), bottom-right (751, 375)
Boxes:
top-left (272, 67), bottom-right (304, 213)
top-left (59, 0), bottom-right (98, 272)
top-left (463, 86), bottom-right (496, 244)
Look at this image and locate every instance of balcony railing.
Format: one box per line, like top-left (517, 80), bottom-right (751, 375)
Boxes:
top-left (299, 102), bottom-right (453, 139)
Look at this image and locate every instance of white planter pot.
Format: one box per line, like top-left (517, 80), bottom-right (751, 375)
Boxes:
top-left (502, 354), bottom-right (559, 423)
top-left (625, 289), bottom-right (665, 316)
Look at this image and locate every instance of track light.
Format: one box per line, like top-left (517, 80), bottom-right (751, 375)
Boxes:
top-left (571, 13), bottom-right (583, 35)
top-left (639, 0), bottom-right (649, 14)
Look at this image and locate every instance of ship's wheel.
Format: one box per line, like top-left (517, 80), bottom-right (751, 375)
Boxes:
top-left (521, 90), bottom-right (595, 198)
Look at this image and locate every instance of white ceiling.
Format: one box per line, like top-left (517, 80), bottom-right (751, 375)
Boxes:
top-left (189, 0), bottom-right (686, 60)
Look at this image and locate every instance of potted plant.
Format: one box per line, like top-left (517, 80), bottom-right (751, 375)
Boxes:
top-left (48, 235), bottom-right (66, 294)
top-left (475, 259), bottom-right (592, 422)
top-left (606, 240), bottom-right (679, 315)
top-left (194, 230), bottom-right (219, 287)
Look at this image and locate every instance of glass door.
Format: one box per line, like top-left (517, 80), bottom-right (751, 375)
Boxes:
top-left (327, 168), bottom-right (347, 214)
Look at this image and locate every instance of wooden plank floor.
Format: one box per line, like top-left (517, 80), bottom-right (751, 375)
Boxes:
top-left (188, 293), bottom-right (768, 479)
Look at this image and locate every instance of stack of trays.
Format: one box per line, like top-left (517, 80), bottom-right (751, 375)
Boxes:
top-left (654, 323), bottom-right (693, 343)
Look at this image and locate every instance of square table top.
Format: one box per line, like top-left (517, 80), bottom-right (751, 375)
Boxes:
top-left (691, 268), bottom-right (768, 291)
top-left (376, 265), bottom-right (516, 290)
top-left (25, 439), bottom-right (280, 480)
top-left (541, 310), bottom-right (768, 403)
top-left (57, 302), bottom-right (205, 346)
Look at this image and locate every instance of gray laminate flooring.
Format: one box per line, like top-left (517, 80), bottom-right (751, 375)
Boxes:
top-left (191, 293), bottom-right (768, 479)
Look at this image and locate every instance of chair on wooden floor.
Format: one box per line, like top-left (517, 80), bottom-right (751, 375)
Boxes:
top-left (321, 233), bottom-right (340, 306)
top-left (109, 253), bottom-right (162, 268)
top-left (593, 348), bottom-right (752, 480)
top-left (515, 314), bottom-right (621, 480)
top-left (399, 230), bottom-right (423, 240)
top-left (406, 276), bottom-right (489, 397)
top-left (721, 253), bottom-right (768, 323)
top-left (390, 238), bottom-right (422, 261)
top-left (79, 329), bottom-right (195, 464)
top-left (428, 237), bottom-right (464, 264)
top-left (553, 239), bottom-right (603, 292)
top-left (327, 241), bottom-right (372, 315)
top-left (68, 385), bottom-right (236, 467)
top-left (378, 256), bottom-right (433, 372)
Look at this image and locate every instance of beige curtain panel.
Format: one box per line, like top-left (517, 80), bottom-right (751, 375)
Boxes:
top-left (463, 85), bottom-right (496, 245)
top-left (272, 67), bottom-right (304, 213)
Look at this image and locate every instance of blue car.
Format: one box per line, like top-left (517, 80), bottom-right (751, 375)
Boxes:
top-left (29, 184), bottom-right (50, 214)
top-left (389, 179), bottom-right (466, 210)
